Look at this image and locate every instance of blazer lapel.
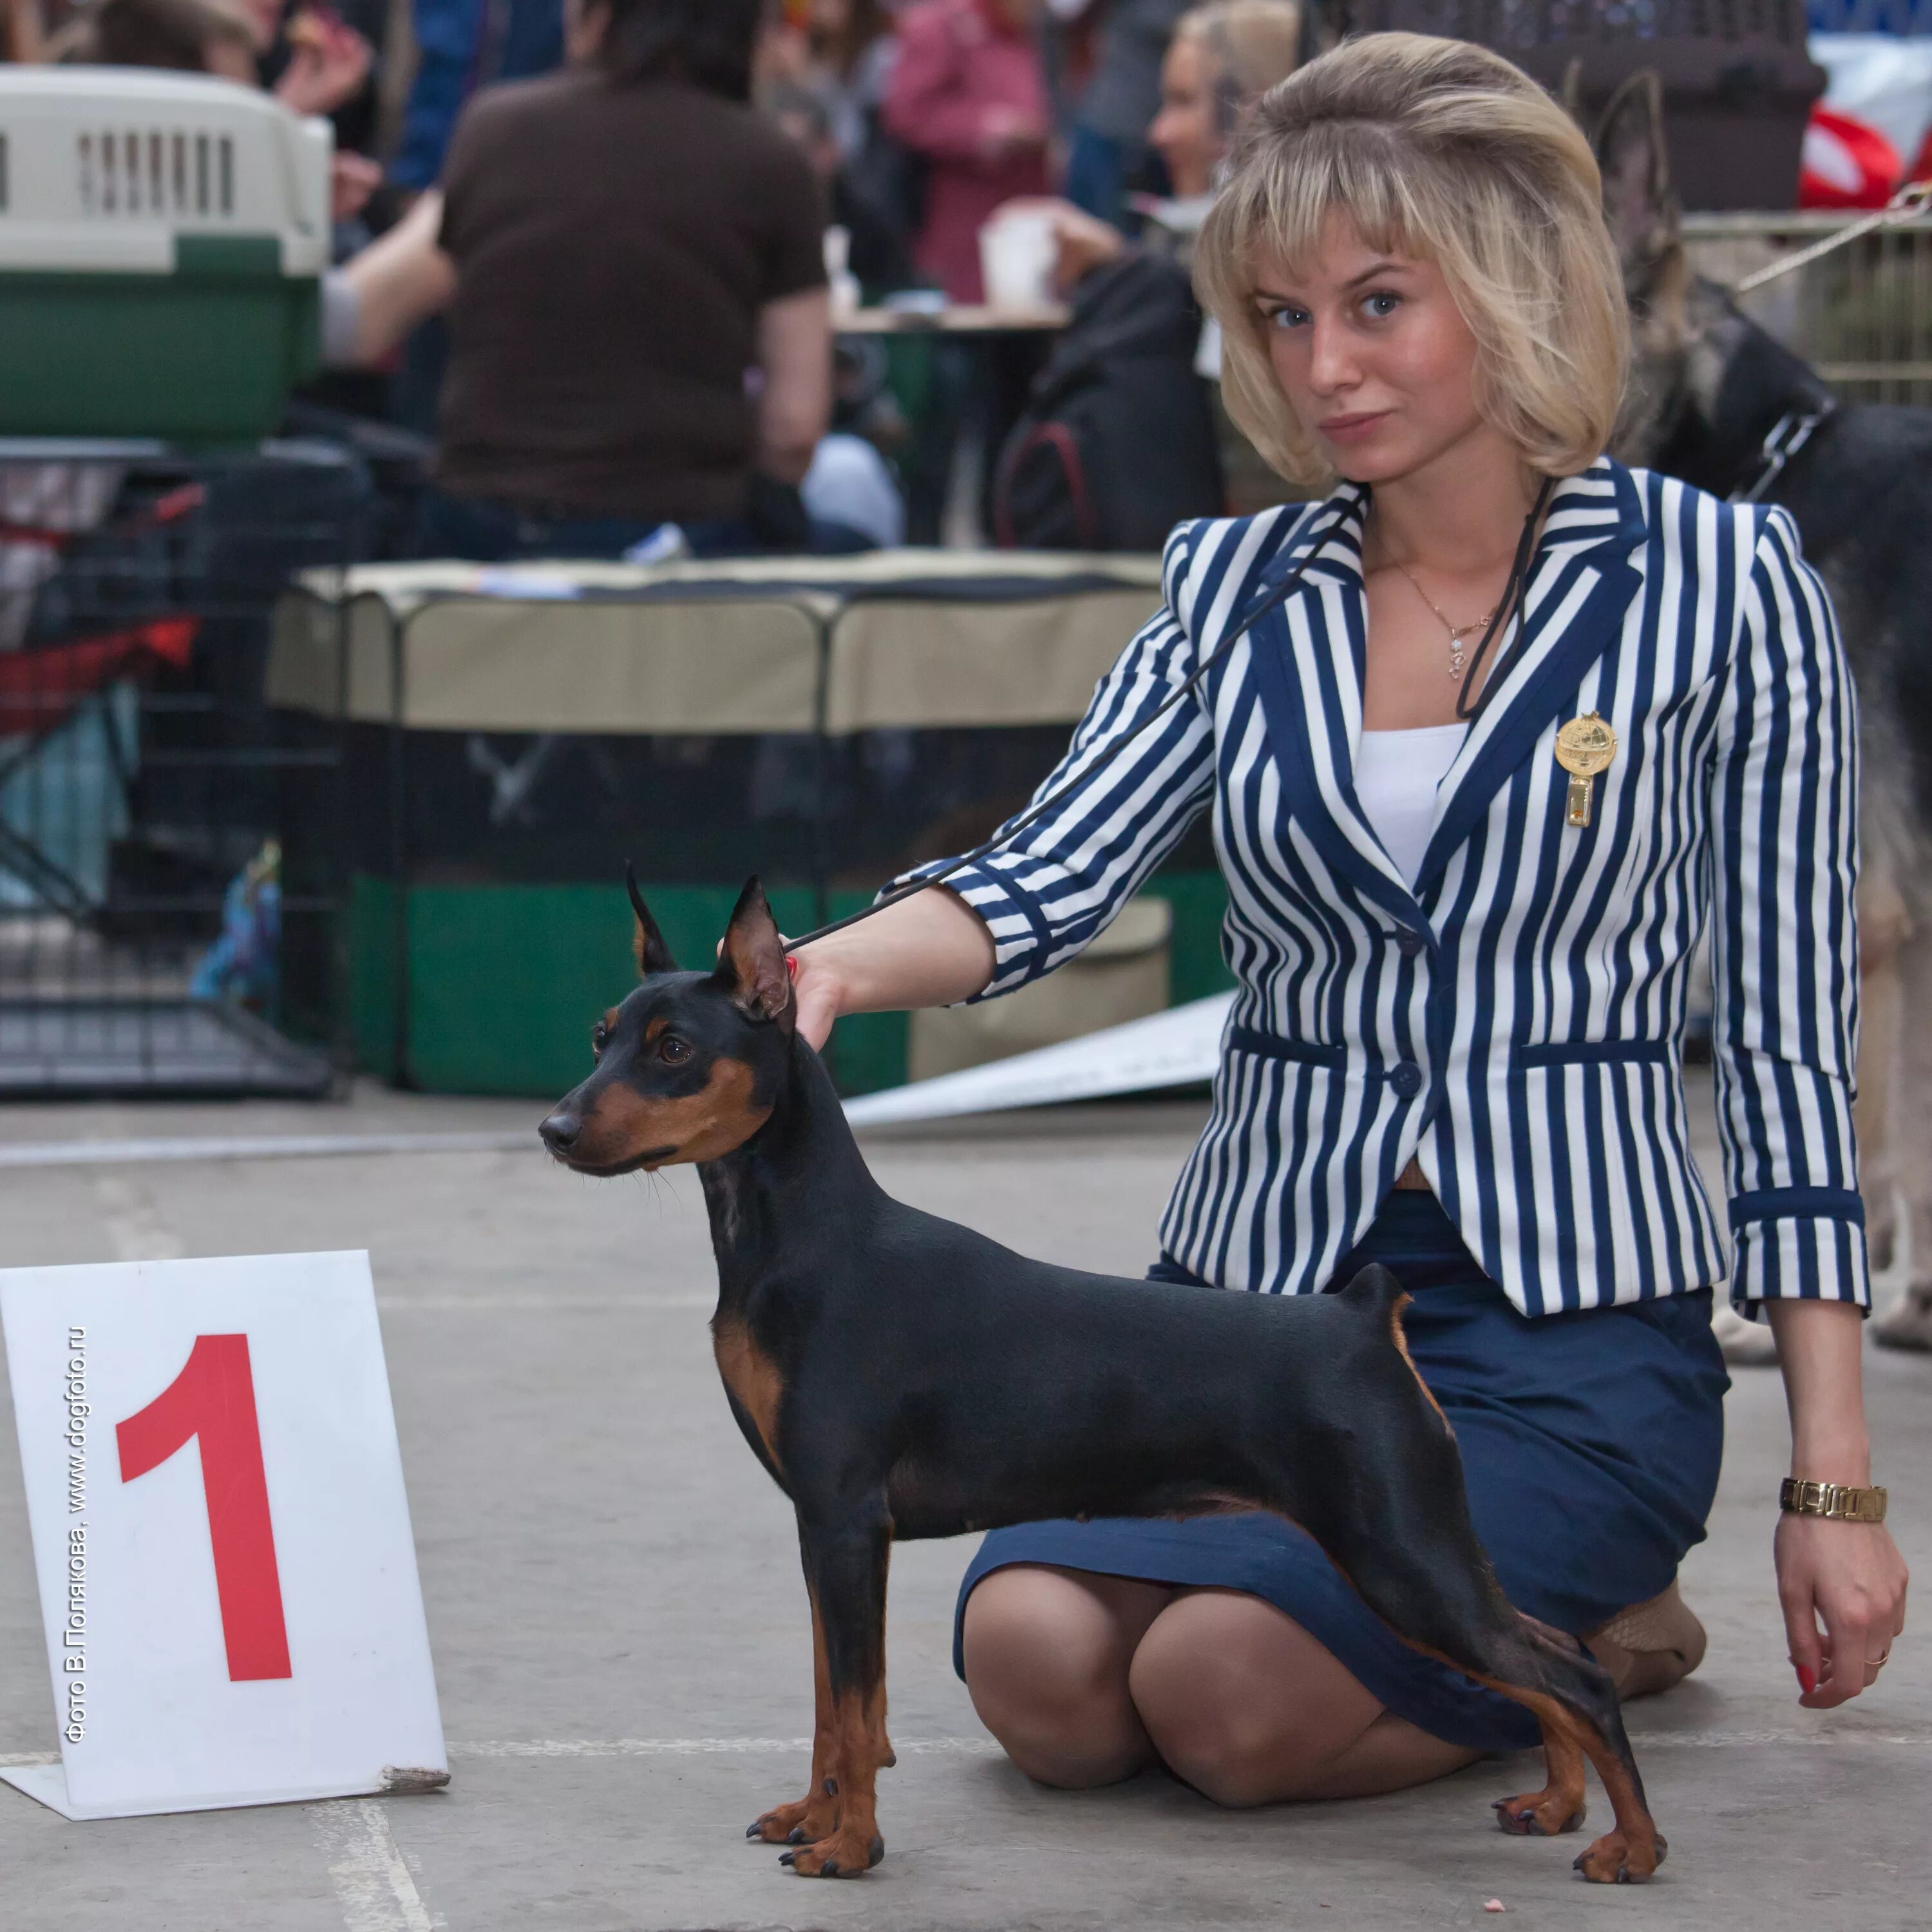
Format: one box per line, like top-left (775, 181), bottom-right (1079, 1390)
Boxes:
top-left (1413, 459), bottom-right (1647, 894)
top-left (1244, 491), bottom-right (1421, 927)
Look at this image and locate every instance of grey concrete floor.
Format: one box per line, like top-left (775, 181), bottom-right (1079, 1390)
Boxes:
top-left (0, 1080), bottom-right (1927, 1931)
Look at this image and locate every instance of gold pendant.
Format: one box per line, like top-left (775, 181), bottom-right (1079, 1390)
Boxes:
top-left (1553, 712), bottom-right (1616, 828)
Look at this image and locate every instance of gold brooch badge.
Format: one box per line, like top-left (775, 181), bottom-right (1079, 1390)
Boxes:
top-left (1553, 713), bottom-right (1617, 828)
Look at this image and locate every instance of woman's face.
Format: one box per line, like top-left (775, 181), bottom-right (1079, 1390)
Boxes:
top-left (1252, 219), bottom-right (1490, 487)
top-left (1148, 36), bottom-right (1224, 200)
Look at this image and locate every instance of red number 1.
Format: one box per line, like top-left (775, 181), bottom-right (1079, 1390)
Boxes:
top-left (117, 1334), bottom-right (293, 1681)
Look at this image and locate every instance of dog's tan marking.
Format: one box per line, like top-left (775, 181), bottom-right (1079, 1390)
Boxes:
top-left (1403, 1637), bottom-right (1662, 1884)
top-left (574, 1056), bottom-right (771, 1168)
top-left (643, 1016), bottom-right (668, 1044)
top-left (1388, 1292), bottom-right (1450, 1429)
top-left (752, 1586), bottom-right (838, 1846)
top-left (784, 1684), bottom-right (887, 1877)
top-left (714, 1316), bottom-right (785, 1471)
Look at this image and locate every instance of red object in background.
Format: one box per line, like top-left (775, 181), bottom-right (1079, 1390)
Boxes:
top-left (0, 617), bottom-right (196, 739)
top-left (1799, 104), bottom-right (1902, 211)
top-left (1911, 126), bottom-right (1932, 194)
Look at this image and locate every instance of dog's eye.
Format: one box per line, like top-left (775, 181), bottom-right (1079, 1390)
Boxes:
top-left (591, 1021), bottom-right (609, 1056)
top-left (659, 1034), bottom-right (690, 1065)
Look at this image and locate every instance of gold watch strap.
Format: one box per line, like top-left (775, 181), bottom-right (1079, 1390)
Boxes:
top-left (1781, 1477), bottom-right (1888, 1524)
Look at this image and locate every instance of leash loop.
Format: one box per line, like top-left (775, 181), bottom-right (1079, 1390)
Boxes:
top-left (1732, 178), bottom-right (1932, 298)
top-left (1730, 402), bottom-right (1837, 505)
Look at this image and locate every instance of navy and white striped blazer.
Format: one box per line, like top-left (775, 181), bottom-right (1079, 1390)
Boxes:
top-left (918, 457), bottom-right (1868, 1318)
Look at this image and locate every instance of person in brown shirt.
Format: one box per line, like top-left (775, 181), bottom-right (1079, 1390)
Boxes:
top-left (391, 0), bottom-right (835, 556)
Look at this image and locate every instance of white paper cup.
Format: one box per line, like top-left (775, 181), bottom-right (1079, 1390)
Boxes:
top-left (978, 208), bottom-right (1057, 309)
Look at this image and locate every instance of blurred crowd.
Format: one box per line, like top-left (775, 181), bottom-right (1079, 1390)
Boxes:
top-left (1, 0), bottom-right (1313, 558)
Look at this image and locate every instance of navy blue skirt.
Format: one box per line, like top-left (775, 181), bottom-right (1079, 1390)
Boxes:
top-left (954, 1191), bottom-right (1729, 1752)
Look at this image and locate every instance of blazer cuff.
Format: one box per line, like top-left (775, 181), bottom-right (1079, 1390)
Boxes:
top-left (1728, 1194), bottom-right (1872, 1318)
top-left (877, 856), bottom-right (1057, 1002)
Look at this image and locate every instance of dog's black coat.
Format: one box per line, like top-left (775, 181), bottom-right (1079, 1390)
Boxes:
top-left (541, 879), bottom-right (1664, 1883)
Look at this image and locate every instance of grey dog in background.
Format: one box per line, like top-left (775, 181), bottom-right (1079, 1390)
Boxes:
top-left (1583, 74), bottom-right (1932, 1356)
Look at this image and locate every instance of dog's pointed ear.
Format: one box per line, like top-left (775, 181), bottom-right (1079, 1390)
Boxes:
top-left (1595, 70), bottom-right (1680, 281)
top-left (715, 876), bottom-right (795, 1030)
top-left (627, 864), bottom-right (678, 977)
top-left (1558, 55), bottom-right (1584, 129)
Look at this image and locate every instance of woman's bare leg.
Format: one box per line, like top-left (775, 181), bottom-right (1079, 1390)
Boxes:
top-left (1128, 1587), bottom-right (1482, 1806)
top-left (961, 1564), bottom-right (1175, 1786)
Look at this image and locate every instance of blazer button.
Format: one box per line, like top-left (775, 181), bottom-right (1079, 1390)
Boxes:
top-left (1390, 1060), bottom-right (1424, 1099)
top-left (1395, 927), bottom-right (1427, 958)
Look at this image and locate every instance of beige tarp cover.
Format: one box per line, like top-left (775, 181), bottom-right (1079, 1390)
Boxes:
top-left (267, 549), bottom-right (1166, 735)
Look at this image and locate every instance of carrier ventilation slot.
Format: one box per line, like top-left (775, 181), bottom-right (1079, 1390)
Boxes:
top-left (0, 134), bottom-right (8, 214)
top-left (76, 129), bottom-right (236, 216)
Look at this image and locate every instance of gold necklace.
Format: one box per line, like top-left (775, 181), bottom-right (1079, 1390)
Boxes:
top-left (1389, 560), bottom-right (1494, 683)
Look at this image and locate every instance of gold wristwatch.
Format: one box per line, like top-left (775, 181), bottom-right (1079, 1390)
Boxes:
top-left (1780, 1477), bottom-right (1888, 1524)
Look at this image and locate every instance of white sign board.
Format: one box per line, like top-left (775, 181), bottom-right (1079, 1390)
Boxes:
top-left (0, 1249), bottom-right (447, 1819)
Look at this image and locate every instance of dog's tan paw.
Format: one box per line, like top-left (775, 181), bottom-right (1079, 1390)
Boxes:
top-left (746, 1784), bottom-right (837, 1846)
top-left (1573, 1827), bottom-right (1666, 1883)
top-left (779, 1828), bottom-right (884, 1878)
top-left (1492, 1789), bottom-right (1586, 1836)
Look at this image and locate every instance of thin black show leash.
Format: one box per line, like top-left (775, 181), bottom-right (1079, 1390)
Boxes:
top-left (784, 474), bottom-right (1557, 952)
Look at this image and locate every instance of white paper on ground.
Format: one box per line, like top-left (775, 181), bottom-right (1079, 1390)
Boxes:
top-left (843, 991), bottom-right (1234, 1127)
top-left (0, 1250), bottom-right (446, 1820)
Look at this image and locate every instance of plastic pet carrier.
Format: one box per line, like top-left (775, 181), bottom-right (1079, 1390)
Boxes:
top-left (0, 68), bottom-right (330, 440)
top-left (1326, 1), bottom-right (1828, 211)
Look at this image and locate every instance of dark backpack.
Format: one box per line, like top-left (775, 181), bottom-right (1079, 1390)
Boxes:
top-left (992, 251), bottom-right (1224, 552)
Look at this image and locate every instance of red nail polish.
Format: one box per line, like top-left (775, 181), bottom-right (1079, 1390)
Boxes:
top-left (786, 954), bottom-right (799, 980)
top-left (1796, 1663), bottom-right (1817, 1694)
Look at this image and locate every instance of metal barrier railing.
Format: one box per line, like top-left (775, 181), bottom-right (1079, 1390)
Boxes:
top-left (1686, 211), bottom-right (1932, 406)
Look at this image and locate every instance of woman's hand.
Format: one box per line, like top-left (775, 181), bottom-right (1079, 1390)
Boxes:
top-left (788, 947), bottom-right (846, 1054)
top-left (783, 886), bottom-right (997, 1056)
top-left (1775, 1511), bottom-right (1908, 1707)
top-left (276, 8), bottom-right (374, 118)
top-left (1764, 1298), bottom-right (1909, 1706)
top-left (1047, 202), bottom-right (1126, 290)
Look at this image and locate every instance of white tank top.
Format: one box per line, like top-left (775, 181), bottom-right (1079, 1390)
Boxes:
top-left (1354, 723), bottom-right (1468, 886)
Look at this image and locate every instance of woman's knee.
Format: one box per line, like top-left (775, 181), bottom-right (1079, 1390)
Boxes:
top-left (961, 1566), bottom-right (1168, 1788)
top-left (1128, 1591), bottom-right (1383, 1806)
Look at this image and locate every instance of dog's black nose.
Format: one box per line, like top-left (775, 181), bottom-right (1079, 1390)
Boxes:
top-left (539, 1110), bottom-right (580, 1155)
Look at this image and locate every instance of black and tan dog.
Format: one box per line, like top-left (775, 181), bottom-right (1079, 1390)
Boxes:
top-left (540, 876), bottom-right (1665, 1883)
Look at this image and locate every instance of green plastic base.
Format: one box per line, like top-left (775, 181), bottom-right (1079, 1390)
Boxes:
top-left (0, 237), bottom-right (319, 441)
top-left (348, 874), bottom-right (1234, 1099)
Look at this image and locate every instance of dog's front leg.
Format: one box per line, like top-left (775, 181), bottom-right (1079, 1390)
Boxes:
top-left (748, 1580), bottom-right (838, 1847)
top-left (776, 1511), bottom-right (891, 1878)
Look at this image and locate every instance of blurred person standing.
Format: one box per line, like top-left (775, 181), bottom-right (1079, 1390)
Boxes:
top-left (388, 0), bottom-right (837, 558)
top-left (884, 0), bottom-right (1050, 304)
top-left (392, 0), bottom-right (562, 192)
top-left (3, 0), bottom-right (48, 60)
top-left (1016, 0), bottom-right (1306, 518)
top-left (760, 0), bottom-right (897, 160)
top-left (1056, 0), bottom-right (1193, 231)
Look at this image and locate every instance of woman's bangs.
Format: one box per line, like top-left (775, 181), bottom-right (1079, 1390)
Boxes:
top-left (1235, 135), bottom-right (1425, 290)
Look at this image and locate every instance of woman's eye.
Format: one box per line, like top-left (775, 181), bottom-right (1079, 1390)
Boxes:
top-left (659, 1036), bottom-right (691, 1065)
top-left (1265, 304), bottom-right (1310, 330)
top-left (1363, 291), bottom-right (1401, 319)
top-left (591, 1023), bottom-right (609, 1056)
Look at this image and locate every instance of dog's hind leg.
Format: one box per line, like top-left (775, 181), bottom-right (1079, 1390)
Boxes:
top-left (1321, 1513), bottom-right (1664, 1880)
top-left (775, 1508), bottom-right (893, 1879)
top-left (1275, 1360), bottom-right (1663, 1882)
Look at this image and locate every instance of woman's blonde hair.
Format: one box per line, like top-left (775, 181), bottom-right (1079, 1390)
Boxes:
top-left (1193, 32), bottom-right (1629, 489)
top-left (1173, 0), bottom-right (1305, 122)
